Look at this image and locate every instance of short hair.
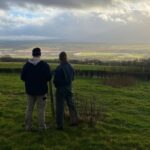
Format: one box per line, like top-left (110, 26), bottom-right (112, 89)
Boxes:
top-left (32, 47), bottom-right (41, 57)
top-left (59, 51), bottom-right (67, 62)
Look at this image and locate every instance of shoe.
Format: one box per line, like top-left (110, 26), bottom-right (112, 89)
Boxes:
top-left (38, 125), bottom-right (47, 131)
top-left (70, 123), bottom-right (78, 127)
top-left (56, 127), bottom-right (64, 130)
top-left (25, 127), bottom-right (38, 132)
top-left (38, 128), bottom-right (47, 132)
top-left (25, 126), bottom-right (32, 131)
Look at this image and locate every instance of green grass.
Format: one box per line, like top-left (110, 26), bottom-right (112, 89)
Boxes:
top-left (0, 73), bottom-right (150, 150)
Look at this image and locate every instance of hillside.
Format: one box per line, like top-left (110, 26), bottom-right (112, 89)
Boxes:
top-left (0, 73), bottom-right (150, 150)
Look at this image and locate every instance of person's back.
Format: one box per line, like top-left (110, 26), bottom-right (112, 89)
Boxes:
top-left (53, 61), bottom-right (74, 88)
top-left (53, 52), bottom-right (77, 130)
top-left (21, 60), bottom-right (51, 95)
top-left (21, 47), bottom-right (52, 131)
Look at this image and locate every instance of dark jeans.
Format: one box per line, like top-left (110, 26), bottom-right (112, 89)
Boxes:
top-left (55, 86), bottom-right (77, 128)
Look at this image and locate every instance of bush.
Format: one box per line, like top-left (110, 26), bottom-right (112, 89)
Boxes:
top-left (102, 75), bottom-right (137, 88)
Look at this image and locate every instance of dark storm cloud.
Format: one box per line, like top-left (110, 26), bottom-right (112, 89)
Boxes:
top-left (25, 0), bottom-right (113, 8)
top-left (0, 0), bottom-right (9, 9)
top-left (0, 0), bottom-right (113, 9)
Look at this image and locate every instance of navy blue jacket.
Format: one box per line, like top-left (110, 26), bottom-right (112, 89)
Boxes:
top-left (53, 62), bottom-right (74, 88)
top-left (21, 60), bottom-right (52, 95)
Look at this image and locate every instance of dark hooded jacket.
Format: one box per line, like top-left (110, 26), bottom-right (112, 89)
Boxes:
top-left (53, 62), bottom-right (74, 88)
top-left (21, 60), bottom-right (52, 95)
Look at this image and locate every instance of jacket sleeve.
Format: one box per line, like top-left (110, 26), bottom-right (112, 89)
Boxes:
top-left (45, 63), bottom-right (52, 81)
top-left (20, 63), bottom-right (27, 81)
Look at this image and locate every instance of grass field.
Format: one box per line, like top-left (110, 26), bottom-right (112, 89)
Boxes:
top-left (0, 73), bottom-right (150, 150)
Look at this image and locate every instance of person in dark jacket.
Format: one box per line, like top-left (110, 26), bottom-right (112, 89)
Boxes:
top-left (54, 52), bottom-right (78, 130)
top-left (21, 47), bottom-right (52, 131)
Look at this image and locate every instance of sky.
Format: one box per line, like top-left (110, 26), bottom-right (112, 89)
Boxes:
top-left (0, 0), bottom-right (150, 43)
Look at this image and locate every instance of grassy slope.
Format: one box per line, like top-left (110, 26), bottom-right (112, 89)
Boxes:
top-left (0, 73), bottom-right (150, 150)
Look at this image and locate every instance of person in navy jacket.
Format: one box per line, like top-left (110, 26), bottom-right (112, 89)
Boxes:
top-left (21, 47), bottom-right (52, 131)
top-left (54, 52), bottom-right (78, 130)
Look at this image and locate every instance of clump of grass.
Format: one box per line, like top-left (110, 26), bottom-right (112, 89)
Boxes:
top-left (102, 75), bottom-right (137, 88)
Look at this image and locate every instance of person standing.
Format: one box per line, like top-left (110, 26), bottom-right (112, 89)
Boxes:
top-left (53, 52), bottom-right (78, 130)
top-left (21, 47), bottom-right (52, 131)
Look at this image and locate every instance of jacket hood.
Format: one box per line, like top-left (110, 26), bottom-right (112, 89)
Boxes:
top-left (28, 59), bottom-right (41, 66)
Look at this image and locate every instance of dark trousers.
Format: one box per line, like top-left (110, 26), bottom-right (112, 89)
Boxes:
top-left (56, 86), bottom-right (77, 128)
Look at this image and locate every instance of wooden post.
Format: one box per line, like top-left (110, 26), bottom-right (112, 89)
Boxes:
top-left (49, 81), bottom-right (55, 118)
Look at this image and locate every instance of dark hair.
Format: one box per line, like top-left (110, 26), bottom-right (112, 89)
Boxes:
top-left (32, 47), bottom-right (41, 57)
top-left (59, 51), bottom-right (67, 62)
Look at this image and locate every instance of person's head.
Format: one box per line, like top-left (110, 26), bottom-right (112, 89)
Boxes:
top-left (59, 51), bottom-right (67, 63)
top-left (32, 47), bottom-right (41, 58)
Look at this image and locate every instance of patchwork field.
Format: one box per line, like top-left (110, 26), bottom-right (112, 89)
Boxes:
top-left (0, 73), bottom-right (150, 150)
top-left (1, 41), bottom-right (150, 61)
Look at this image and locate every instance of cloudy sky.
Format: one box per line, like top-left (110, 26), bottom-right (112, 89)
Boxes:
top-left (0, 0), bottom-right (150, 43)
